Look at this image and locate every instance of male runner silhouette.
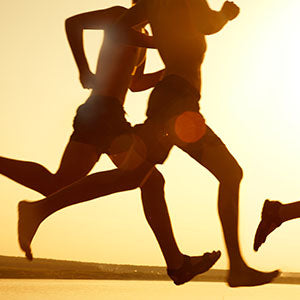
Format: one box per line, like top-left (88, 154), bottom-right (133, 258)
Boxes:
top-left (18, 0), bottom-right (279, 286)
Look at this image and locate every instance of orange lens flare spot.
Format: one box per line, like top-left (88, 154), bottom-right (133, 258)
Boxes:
top-left (174, 111), bottom-right (206, 143)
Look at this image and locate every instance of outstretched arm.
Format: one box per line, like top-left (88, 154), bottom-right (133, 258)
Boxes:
top-left (130, 60), bottom-right (165, 92)
top-left (65, 6), bottom-right (127, 88)
top-left (188, 0), bottom-right (240, 35)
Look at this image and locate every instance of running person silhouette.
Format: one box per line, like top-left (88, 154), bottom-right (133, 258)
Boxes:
top-left (18, 0), bottom-right (279, 286)
top-left (10, 1), bottom-right (221, 285)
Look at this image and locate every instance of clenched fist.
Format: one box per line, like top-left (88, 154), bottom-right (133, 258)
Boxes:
top-left (221, 1), bottom-right (240, 21)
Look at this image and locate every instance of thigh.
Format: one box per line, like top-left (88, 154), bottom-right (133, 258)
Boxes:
top-left (177, 126), bottom-right (242, 182)
top-left (110, 152), bottom-right (163, 190)
top-left (108, 132), bottom-right (154, 171)
top-left (133, 121), bottom-right (173, 165)
top-left (109, 134), bottom-right (156, 188)
top-left (55, 140), bottom-right (100, 182)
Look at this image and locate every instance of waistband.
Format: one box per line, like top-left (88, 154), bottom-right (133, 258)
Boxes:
top-left (82, 94), bottom-right (126, 115)
top-left (88, 94), bottom-right (121, 104)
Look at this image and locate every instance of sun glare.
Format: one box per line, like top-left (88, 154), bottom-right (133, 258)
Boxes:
top-left (238, 1), bottom-right (300, 145)
top-left (267, 3), bottom-right (300, 127)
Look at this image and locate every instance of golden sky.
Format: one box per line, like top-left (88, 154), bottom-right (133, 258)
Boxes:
top-left (1, 0), bottom-right (300, 275)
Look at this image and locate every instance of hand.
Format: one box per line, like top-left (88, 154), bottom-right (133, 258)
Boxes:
top-left (221, 1), bottom-right (240, 21)
top-left (79, 69), bottom-right (96, 89)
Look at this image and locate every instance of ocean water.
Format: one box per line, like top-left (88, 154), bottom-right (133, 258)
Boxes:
top-left (0, 279), bottom-right (299, 300)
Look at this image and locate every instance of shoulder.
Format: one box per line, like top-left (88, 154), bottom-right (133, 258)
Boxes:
top-left (105, 6), bottom-right (130, 25)
top-left (109, 6), bottom-right (128, 17)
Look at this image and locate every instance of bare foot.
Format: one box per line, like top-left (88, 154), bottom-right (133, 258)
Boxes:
top-left (253, 199), bottom-right (283, 251)
top-left (228, 265), bottom-right (280, 287)
top-left (18, 200), bottom-right (43, 261)
top-left (167, 250), bottom-right (221, 285)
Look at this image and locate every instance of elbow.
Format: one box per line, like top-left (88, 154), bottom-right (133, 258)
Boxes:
top-left (65, 16), bottom-right (73, 29)
top-left (129, 87), bottom-right (137, 92)
top-left (202, 29), bottom-right (218, 35)
top-left (129, 83), bottom-right (140, 92)
top-left (65, 17), bottom-right (74, 33)
top-left (129, 82), bottom-right (147, 92)
top-left (129, 78), bottom-right (144, 92)
top-left (201, 27), bottom-right (221, 35)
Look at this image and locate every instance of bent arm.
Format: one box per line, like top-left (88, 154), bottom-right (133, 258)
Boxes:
top-left (130, 60), bottom-right (165, 92)
top-left (65, 6), bottom-right (126, 75)
top-left (188, 0), bottom-right (238, 35)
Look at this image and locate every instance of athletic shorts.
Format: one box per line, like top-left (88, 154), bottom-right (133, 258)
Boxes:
top-left (70, 95), bottom-right (132, 155)
top-left (146, 74), bottom-right (201, 121)
top-left (133, 75), bottom-right (225, 164)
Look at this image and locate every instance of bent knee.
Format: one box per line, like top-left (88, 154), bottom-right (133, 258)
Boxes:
top-left (221, 162), bottom-right (243, 185)
top-left (141, 168), bottom-right (165, 189)
top-left (234, 163), bottom-right (243, 181)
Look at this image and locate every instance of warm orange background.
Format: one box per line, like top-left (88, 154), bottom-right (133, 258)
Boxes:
top-left (0, 0), bottom-right (300, 276)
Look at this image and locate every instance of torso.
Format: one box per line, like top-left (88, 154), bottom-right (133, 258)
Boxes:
top-left (146, 0), bottom-right (207, 92)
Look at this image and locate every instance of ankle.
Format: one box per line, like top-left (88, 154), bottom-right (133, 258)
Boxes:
top-left (229, 259), bottom-right (247, 272)
top-left (166, 254), bottom-right (184, 270)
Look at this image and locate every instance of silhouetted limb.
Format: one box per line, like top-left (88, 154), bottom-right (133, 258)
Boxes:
top-left (167, 251), bottom-right (221, 285)
top-left (17, 160), bottom-right (182, 266)
top-left (180, 137), bottom-right (280, 286)
top-left (18, 201), bottom-right (44, 261)
top-left (138, 168), bottom-right (183, 269)
top-left (227, 265), bottom-right (280, 287)
top-left (253, 199), bottom-right (283, 252)
top-left (17, 165), bottom-right (145, 260)
top-left (110, 152), bottom-right (184, 270)
top-left (0, 141), bottom-right (99, 196)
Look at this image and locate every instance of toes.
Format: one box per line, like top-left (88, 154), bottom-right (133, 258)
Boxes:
top-left (254, 221), bottom-right (268, 251)
top-left (253, 224), bottom-right (263, 251)
top-left (201, 250), bottom-right (221, 268)
top-left (208, 250), bottom-right (221, 261)
top-left (258, 270), bottom-right (280, 285)
top-left (168, 250), bottom-right (221, 286)
top-left (204, 250), bottom-right (221, 259)
top-left (228, 269), bottom-right (280, 287)
top-left (26, 249), bottom-right (33, 261)
top-left (271, 270), bottom-right (280, 278)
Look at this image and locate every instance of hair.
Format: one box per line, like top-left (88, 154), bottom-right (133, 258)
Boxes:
top-left (132, 0), bottom-right (138, 4)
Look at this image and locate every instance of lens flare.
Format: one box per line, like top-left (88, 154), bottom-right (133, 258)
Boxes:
top-left (174, 111), bottom-right (206, 143)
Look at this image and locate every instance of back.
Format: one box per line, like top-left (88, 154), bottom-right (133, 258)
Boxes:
top-left (91, 7), bottom-right (145, 104)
